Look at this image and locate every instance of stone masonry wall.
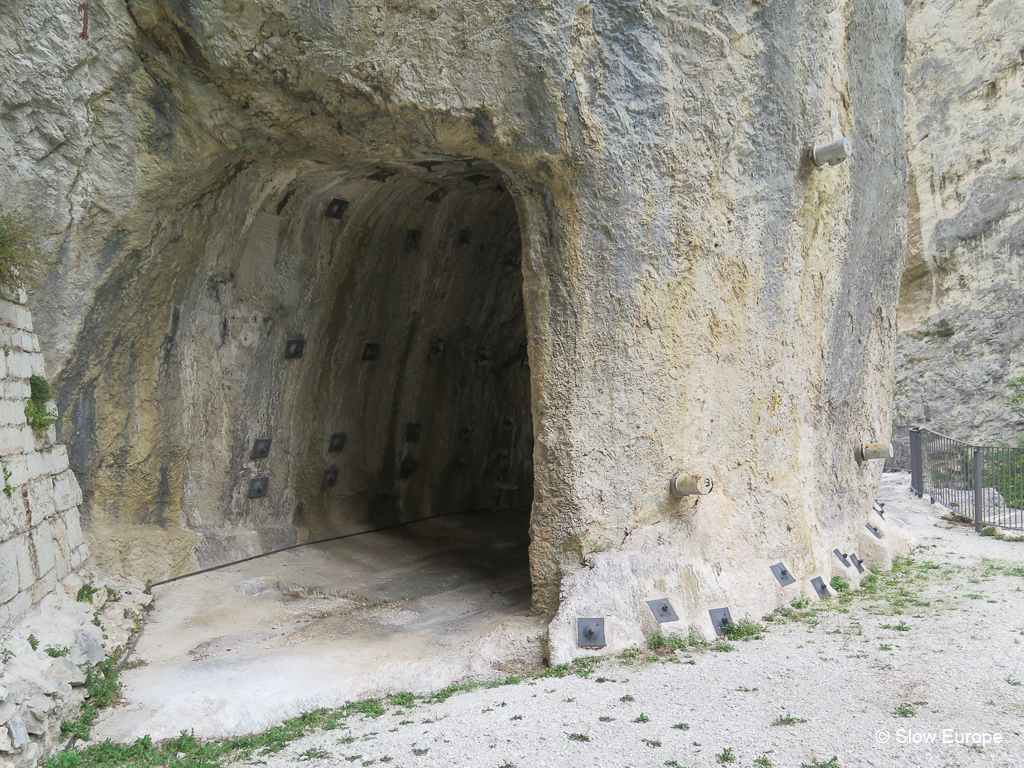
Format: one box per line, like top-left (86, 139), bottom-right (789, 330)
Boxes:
top-left (0, 291), bottom-right (89, 633)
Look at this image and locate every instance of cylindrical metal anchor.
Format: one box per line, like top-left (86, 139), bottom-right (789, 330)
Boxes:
top-left (671, 473), bottom-right (714, 497)
top-left (858, 442), bottom-right (894, 461)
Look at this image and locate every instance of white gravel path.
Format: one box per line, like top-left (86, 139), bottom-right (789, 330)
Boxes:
top-left (207, 474), bottom-right (1024, 768)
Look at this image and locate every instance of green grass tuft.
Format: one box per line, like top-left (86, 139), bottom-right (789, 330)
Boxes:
top-left (722, 618), bottom-right (766, 642)
top-left (385, 692), bottom-right (413, 708)
top-left (893, 703), bottom-right (916, 717)
top-left (771, 713), bottom-right (807, 726)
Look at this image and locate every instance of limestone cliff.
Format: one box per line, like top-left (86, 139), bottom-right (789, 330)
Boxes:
top-left (899, 0), bottom-right (1024, 443)
top-left (2, 0), bottom-right (909, 663)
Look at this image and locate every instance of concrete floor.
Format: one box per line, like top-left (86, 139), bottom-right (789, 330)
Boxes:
top-left (92, 509), bottom-right (544, 741)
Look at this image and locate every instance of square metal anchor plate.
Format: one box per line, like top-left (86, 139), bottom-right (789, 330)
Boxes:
top-left (577, 618), bottom-right (605, 648)
top-left (866, 523), bottom-right (883, 539)
top-left (709, 607), bottom-right (733, 637)
top-left (285, 339), bottom-right (305, 359)
top-left (646, 598), bottom-right (679, 623)
top-left (248, 477), bottom-right (269, 499)
top-left (250, 439), bottom-right (272, 460)
top-left (321, 469), bottom-right (338, 489)
top-left (324, 198), bottom-right (349, 219)
top-left (834, 549), bottom-right (851, 567)
top-left (495, 487), bottom-right (513, 510)
top-left (849, 553), bottom-right (866, 574)
top-left (362, 343), bottom-right (381, 361)
top-left (770, 563), bottom-right (796, 586)
top-left (874, 501), bottom-right (886, 518)
top-left (811, 577), bottom-right (830, 598)
top-left (328, 433), bottom-right (347, 453)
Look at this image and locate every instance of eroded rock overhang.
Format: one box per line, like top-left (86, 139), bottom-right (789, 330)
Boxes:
top-left (6, 0), bottom-right (910, 661)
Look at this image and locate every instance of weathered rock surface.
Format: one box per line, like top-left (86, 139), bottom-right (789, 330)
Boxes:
top-left (2, 0), bottom-right (909, 666)
top-left (898, 0), bottom-right (1024, 443)
top-left (0, 574), bottom-right (148, 768)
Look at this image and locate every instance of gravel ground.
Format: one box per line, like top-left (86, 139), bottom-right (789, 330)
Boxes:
top-left (212, 474), bottom-right (1024, 768)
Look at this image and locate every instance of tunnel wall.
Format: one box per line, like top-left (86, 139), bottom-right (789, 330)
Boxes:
top-left (172, 161), bottom-right (533, 565)
top-left (1, 0), bottom-right (909, 661)
top-left (48, 157), bottom-right (533, 573)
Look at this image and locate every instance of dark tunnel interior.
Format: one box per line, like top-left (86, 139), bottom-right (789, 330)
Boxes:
top-left (281, 160), bottom-right (535, 548)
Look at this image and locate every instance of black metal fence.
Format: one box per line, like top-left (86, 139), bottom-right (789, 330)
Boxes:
top-left (891, 425), bottom-right (1024, 532)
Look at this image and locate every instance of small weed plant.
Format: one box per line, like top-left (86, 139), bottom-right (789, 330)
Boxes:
top-left (717, 746), bottom-right (737, 764)
top-left (894, 703), bottom-right (917, 717)
top-left (772, 713), bottom-right (807, 726)
top-left (60, 652), bottom-right (124, 741)
top-left (26, 374), bottom-right (59, 436)
top-left (76, 583), bottom-right (98, 603)
top-left (830, 576), bottom-right (849, 593)
top-left (722, 618), bottom-right (766, 641)
top-left (801, 759), bottom-right (841, 768)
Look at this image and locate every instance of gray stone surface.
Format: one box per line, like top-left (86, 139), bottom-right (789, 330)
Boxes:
top-left (4, 718), bottom-right (26, 751)
top-left (898, 0), bottom-right (1024, 443)
top-left (0, 574), bottom-right (150, 768)
top-left (72, 629), bottom-right (105, 666)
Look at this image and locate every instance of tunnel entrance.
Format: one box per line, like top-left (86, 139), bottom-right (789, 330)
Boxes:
top-left (147, 159), bottom-right (539, 723)
top-left (86, 160), bottom-right (541, 734)
top-left (281, 158), bottom-right (534, 562)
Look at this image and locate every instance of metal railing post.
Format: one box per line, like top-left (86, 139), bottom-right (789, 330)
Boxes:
top-left (973, 445), bottom-right (983, 533)
top-left (909, 426), bottom-right (923, 497)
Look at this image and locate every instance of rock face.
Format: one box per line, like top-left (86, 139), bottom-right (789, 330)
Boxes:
top-left (2, 0), bottom-right (909, 663)
top-left (898, 0), bottom-right (1024, 443)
